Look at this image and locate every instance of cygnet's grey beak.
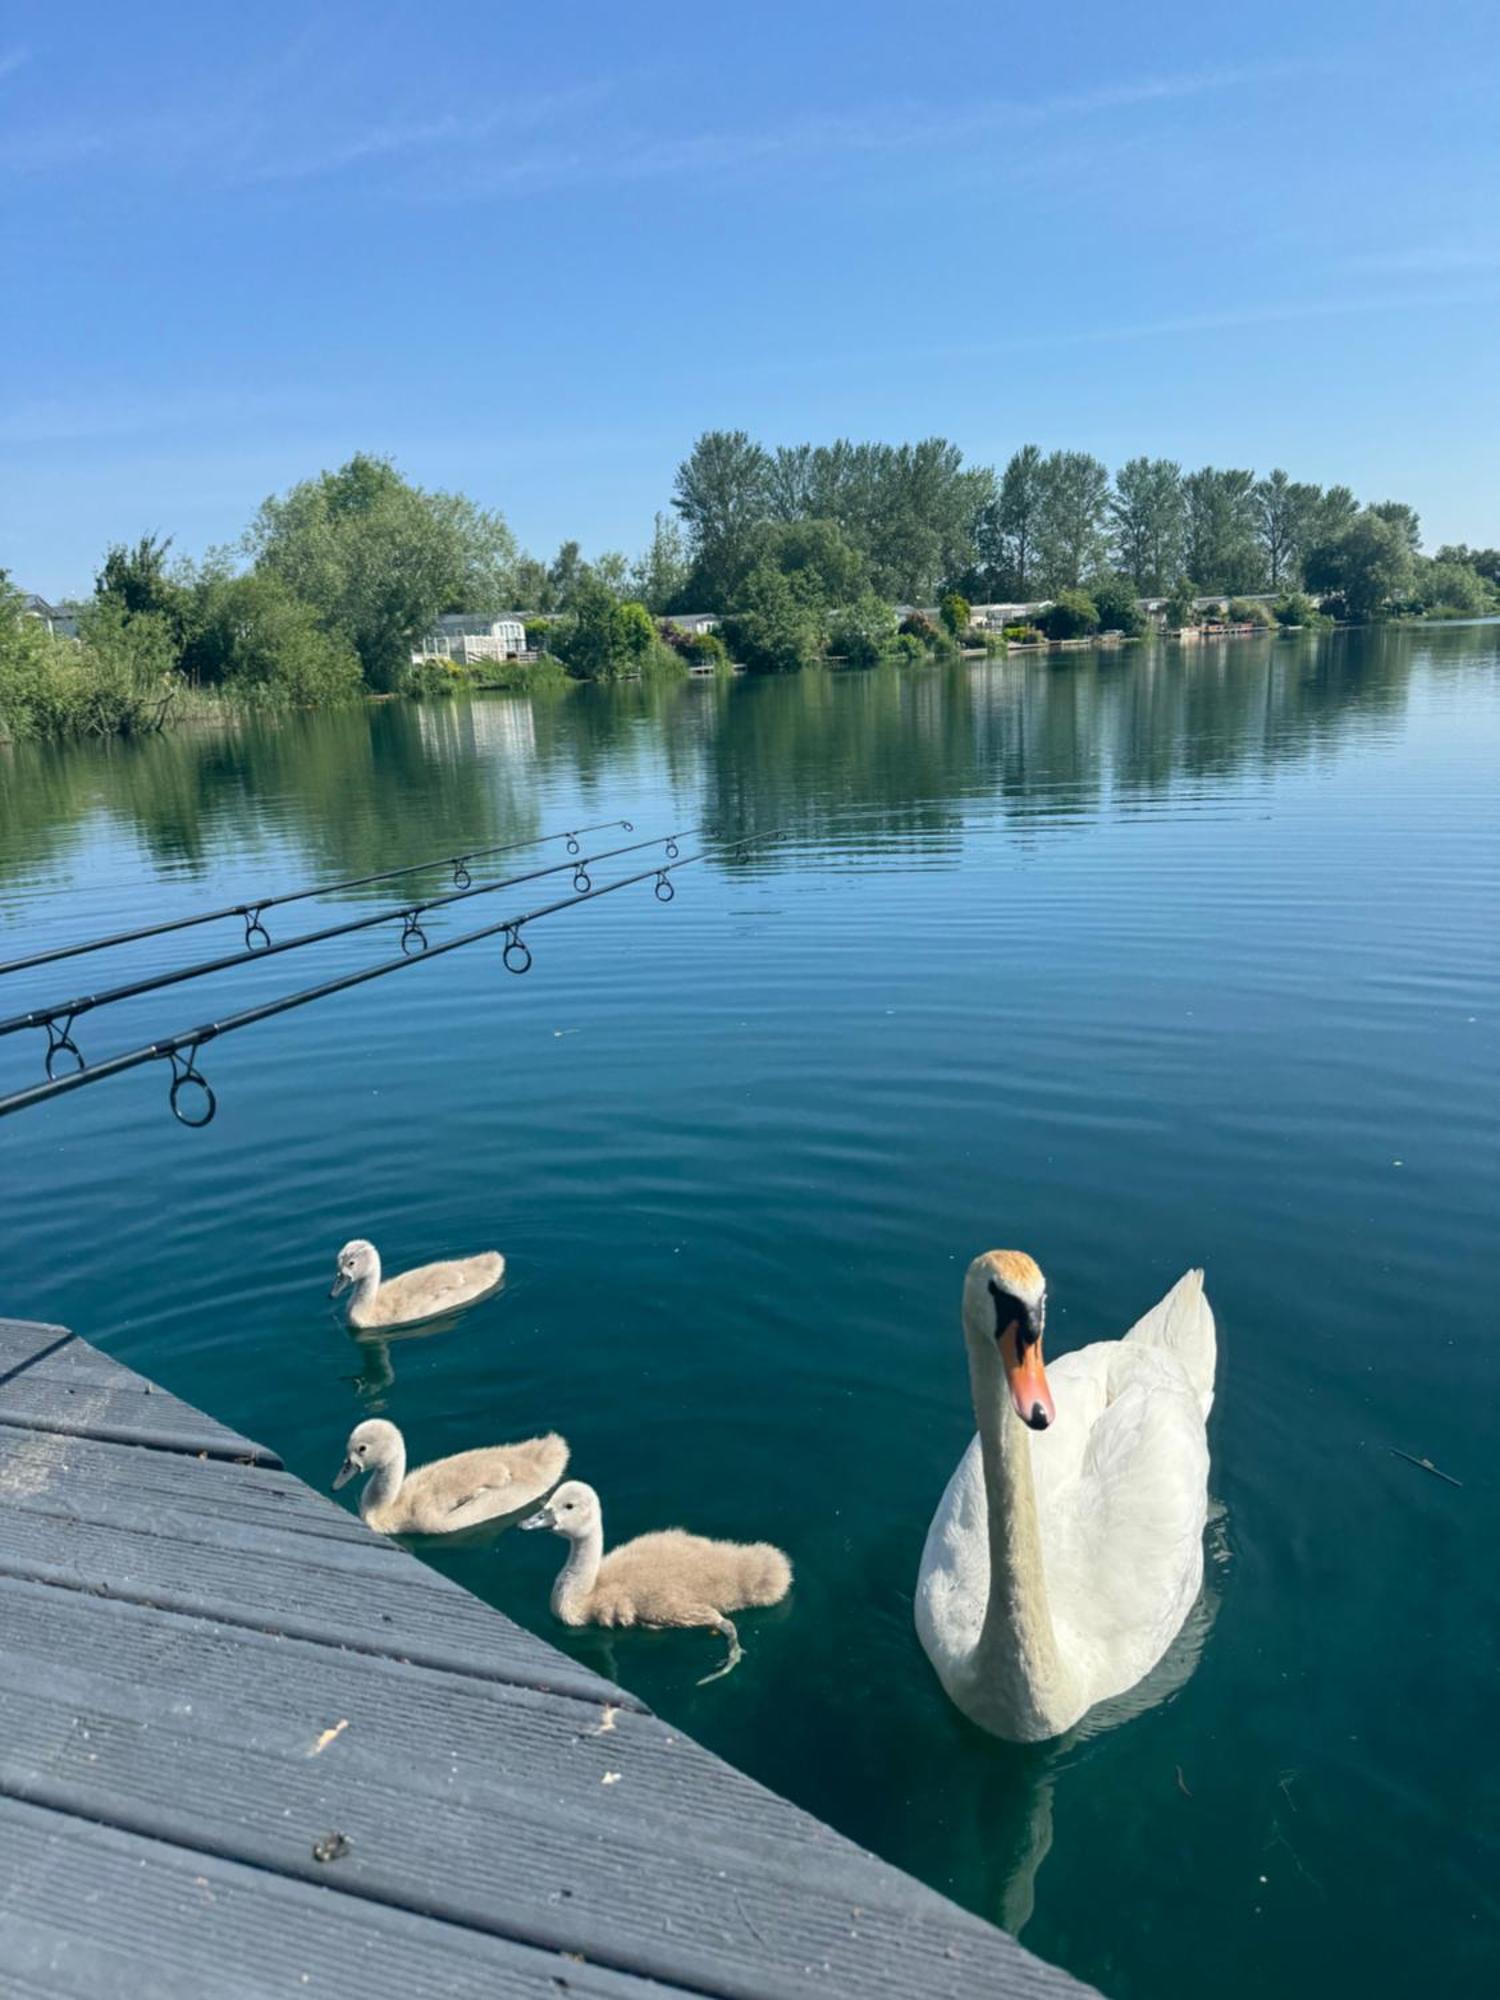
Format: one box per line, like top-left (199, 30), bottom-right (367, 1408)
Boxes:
top-left (520, 1506), bottom-right (554, 1532)
top-left (333, 1457), bottom-right (358, 1490)
top-left (330, 1271), bottom-right (350, 1299)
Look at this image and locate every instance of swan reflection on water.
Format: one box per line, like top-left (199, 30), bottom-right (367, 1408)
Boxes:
top-left (956, 1500), bottom-right (1230, 1939)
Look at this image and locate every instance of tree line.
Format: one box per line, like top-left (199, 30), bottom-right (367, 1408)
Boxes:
top-left (4, 441), bottom-right (1497, 741)
top-left (660, 431), bottom-right (1498, 623)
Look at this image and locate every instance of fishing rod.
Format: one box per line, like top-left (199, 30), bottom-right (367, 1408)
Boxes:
top-left (0, 834), bottom-right (780, 1130)
top-left (0, 818), bottom-right (637, 980)
top-left (1, 827), bottom-right (708, 1079)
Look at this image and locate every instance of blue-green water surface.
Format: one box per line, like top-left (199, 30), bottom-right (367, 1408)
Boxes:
top-left (2, 626), bottom-right (1497, 1999)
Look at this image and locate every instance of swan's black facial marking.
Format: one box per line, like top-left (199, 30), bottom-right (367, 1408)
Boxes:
top-left (988, 1276), bottom-right (1042, 1352)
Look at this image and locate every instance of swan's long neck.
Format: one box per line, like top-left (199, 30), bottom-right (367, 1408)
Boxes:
top-left (967, 1337), bottom-right (1075, 1738)
top-left (552, 1522), bottom-right (603, 1625)
top-left (347, 1252), bottom-right (382, 1325)
top-left (360, 1435), bottom-right (406, 1521)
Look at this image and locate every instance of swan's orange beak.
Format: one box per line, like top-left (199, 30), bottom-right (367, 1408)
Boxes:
top-left (1003, 1321), bottom-right (1055, 1432)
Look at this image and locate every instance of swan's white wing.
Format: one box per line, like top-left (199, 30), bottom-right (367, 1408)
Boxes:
top-left (1122, 1267), bottom-right (1215, 1416)
top-left (1042, 1351), bottom-right (1210, 1707)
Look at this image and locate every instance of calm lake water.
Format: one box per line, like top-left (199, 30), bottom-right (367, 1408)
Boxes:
top-left (2, 626), bottom-right (1497, 2000)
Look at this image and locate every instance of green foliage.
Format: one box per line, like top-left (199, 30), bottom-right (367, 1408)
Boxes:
top-left (630, 513), bottom-right (691, 612)
top-left (180, 564), bottom-right (362, 705)
top-left (1435, 543), bottom-right (1500, 587)
top-left (1084, 573), bottom-right (1145, 636)
top-left (1408, 558), bottom-right (1495, 618)
top-left (247, 453), bottom-right (516, 691)
top-left (751, 517), bottom-right (867, 607)
top-left (1039, 589), bottom-right (1100, 640)
top-left (407, 656), bottom-right (465, 698)
top-left (978, 444), bottom-right (1045, 596)
top-left (1110, 458), bottom-right (1185, 593)
top-left (1304, 509), bottom-right (1415, 620)
top-left (829, 592), bottom-right (899, 668)
top-left (1271, 592), bottom-right (1332, 630)
top-left (95, 533), bottom-right (187, 640)
top-left (721, 563), bottom-right (827, 673)
top-left (1035, 450), bottom-right (1110, 589)
top-left (1184, 467), bottom-right (1264, 596)
top-left (899, 609), bottom-right (941, 645)
top-left (1163, 578), bottom-right (1199, 629)
top-left (674, 431), bottom-right (992, 608)
top-left (1002, 622), bottom-right (1045, 644)
top-left (1253, 470), bottom-right (1323, 589)
top-left (1226, 598), bottom-right (1276, 628)
top-left (480, 654), bottom-right (569, 691)
top-left (1369, 500), bottom-right (1422, 556)
top-left (552, 579), bottom-right (682, 681)
top-left (938, 591), bottom-right (971, 639)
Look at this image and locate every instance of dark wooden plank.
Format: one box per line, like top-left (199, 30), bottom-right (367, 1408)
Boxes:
top-left (0, 1318), bottom-right (278, 1465)
top-left (0, 1794), bottom-right (696, 2000)
top-left (0, 1500), bottom-right (636, 1709)
top-left (0, 1575), bottom-right (846, 1865)
top-left (0, 1427), bottom-right (414, 1553)
top-left (0, 1323), bottom-right (1096, 1999)
top-left (0, 1647), bottom-right (1076, 2000)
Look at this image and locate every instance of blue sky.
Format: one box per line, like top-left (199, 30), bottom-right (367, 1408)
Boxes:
top-left (3, 0), bottom-right (1497, 597)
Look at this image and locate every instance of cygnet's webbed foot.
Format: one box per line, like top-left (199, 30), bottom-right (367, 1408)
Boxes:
top-left (696, 1614), bottom-right (743, 1685)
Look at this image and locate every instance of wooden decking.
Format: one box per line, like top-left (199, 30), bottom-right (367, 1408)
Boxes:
top-left (0, 1315), bottom-right (1095, 1999)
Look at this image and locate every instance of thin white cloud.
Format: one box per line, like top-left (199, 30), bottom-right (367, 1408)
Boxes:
top-left (0, 46), bottom-right (27, 84)
top-left (1340, 245), bottom-right (1500, 277)
top-left (432, 62), bottom-right (1313, 199)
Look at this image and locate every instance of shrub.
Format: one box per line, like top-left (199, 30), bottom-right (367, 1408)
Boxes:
top-left (1038, 590), bottom-right (1099, 640)
top-left (406, 655), bottom-right (464, 698)
top-left (481, 654), bottom-right (568, 691)
top-left (938, 591), bottom-right (971, 640)
top-left (899, 609), bottom-right (941, 645)
top-left (1085, 573), bottom-right (1145, 636)
top-left (1002, 622), bottom-right (1045, 645)
top-left (829, 592), bottom-right (899, 668)
top-left (1226, 597), bottom-right (1275, 628)
top-left (1272, 593), bottom-right (1322, 628)
top-left (1163, 579), bottom-right (1197, 629)
top-left (889, 632), bottom-right (928, 665)
top-left (721, 563), bottom-right (826, 673)
top-left (658, 622), bottom-right (729, 672)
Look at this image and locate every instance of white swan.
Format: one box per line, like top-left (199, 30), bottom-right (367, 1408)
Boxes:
top-left (329, 1238), bottom-right (504, 1330)
top-left (916, 1249), bottom-right (1214, 1742)
top-left (333, 1418), bottom-right (567, 1534)
top-left (522, 1480), bottom-right (793, 1682)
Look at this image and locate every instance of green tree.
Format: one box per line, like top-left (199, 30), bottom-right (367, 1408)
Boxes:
top-left (1254, 470), bottom-right (1322, 588)
top-left (982, 444), bottom-right (1046, 596)
top-left (829, 592), bottom-right (898, 667)
top-left (1086, 573), bottom-right (1145, 636)
top-left (938, 591), bottom-right (971, 639)
top-left (630, 512), bottom-right (691, 612)
top-left (672, 430), bottom-right (773, 608)
top-left (1311, 484), bottom-right (1359, 543)
top-left (1109, 458), bottom-right (1185, 593)
top-left (1163, 577), bottom-right (1197, 629)
top-left (750, 517), bottom-right (866, 607)
top-left (180, 563), bottom-right (361, 702)
top-left (1039, 589), bottom-right (1099, 639)
top-left (1304, 509), bottom-right (1414, 619)
top-left (1436, 543), bottom-right (1500, 586)
top-left (1183, 467), bottom-right (1264, 594)
top-left (1409, 558), bottom-right (1494, 616)
top-left (247, 454), bottom-right (515, 691)
top-left (1369, 500), bottom-right (1422, 556)
top-left (721, 562), bottom-right (826, 673)
top-left (1035, 451), bottom-right (1110, 590)
top-left (95, 532), bottom-right (187, 641)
